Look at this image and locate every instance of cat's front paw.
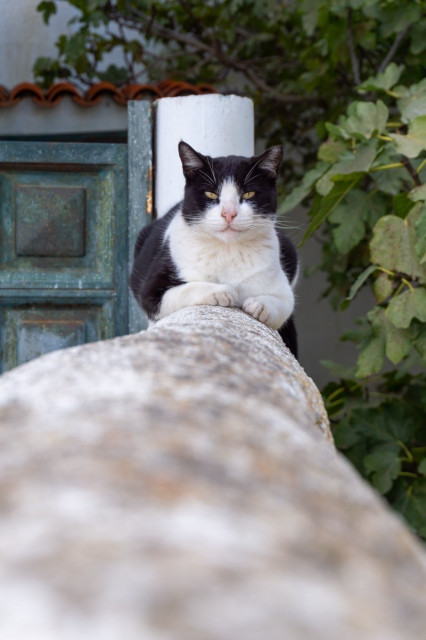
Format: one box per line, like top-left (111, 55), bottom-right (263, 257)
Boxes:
top-left (243, 297), bottom-right (270, 324)
top-left (203, 285), bottom-right (238, 308)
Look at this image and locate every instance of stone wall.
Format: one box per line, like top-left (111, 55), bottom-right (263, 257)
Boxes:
top-left (0, 306), bottom-right (425, 639)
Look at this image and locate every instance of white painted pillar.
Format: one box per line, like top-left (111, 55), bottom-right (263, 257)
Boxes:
top-left (154, 94), bottom-right (254, 217)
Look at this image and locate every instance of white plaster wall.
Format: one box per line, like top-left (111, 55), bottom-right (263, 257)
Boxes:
top-left (0, 0), bottom-right (146, 89)
top-left (0, 0), bottom-right (133, 135)
top-left (0, 0), bottom-right (77, 88)
top-left (155, 94), bottom-right (254, 217)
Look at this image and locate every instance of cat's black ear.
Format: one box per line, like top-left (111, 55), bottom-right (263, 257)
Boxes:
top-left (178, 141), bottom-right (207, 177)
top-left (252, 145), bottom-right (283, 178)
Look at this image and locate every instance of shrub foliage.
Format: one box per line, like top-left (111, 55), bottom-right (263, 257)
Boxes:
top-left (293, 66), bottom-right (426, 538)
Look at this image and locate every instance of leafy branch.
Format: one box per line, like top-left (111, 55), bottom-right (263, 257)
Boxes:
top-left (377, 23), bottom-right (412, 74)
top-left (34, 0), bottom-right (426, 189)
top-left (114, 2), bottom-right (312, 105)
top-left (281, 61), bottom-right (426, 537)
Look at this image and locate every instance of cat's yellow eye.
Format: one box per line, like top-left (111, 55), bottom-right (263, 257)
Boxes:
top-left (242, 191), bottom-right (255, 200)
top-left (205, 191), bottom-right (218, 199)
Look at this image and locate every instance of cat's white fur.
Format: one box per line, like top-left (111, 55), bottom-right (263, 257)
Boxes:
top-left (158, 179), bottom-right (295, 330)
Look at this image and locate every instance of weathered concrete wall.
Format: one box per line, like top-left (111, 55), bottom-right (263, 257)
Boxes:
top-left (0, 305), bottom-right (425, 640)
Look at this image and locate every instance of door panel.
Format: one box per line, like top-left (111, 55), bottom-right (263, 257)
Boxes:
top-left (0, 153), bottom-right (122, 290)
top-left (1, 299), bottom-right (114, 369)
top-left (0, 101), bottom-right (153, 372)
top-left (0, 141), bottom-right (129, 373)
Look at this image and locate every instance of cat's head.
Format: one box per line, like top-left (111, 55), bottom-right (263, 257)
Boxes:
top-left (178, 141), bottom-right (283, 243)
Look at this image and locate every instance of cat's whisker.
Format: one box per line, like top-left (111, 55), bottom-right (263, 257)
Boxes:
top-left (198, 169), bottom-right (216, 188)
top-left (206, 156), bottom-right (217, 183)
top-left (274, 222), bottom-right (303, 230)
top-left (244, 155), bottom-right (265, 183)
top-left (244, 173), bottom-right (263, 185)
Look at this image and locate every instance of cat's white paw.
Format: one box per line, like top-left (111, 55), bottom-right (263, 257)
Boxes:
top-left (243, 297), bottom-right (270, 324)
top-left (203, 285), bottom-right (238, 308)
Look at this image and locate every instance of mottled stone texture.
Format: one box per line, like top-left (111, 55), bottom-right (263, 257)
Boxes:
top-left (0, 305), bottom-right (425, 640)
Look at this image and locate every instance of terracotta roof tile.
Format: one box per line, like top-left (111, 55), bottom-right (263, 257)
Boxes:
top-left (0, 80), bottom-right (216, 108)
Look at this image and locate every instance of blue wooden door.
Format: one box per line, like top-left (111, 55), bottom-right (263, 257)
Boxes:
top-left (0, 141), bottom-right (129, 372)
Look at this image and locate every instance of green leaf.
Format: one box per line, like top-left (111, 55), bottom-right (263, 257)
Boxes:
top-left (392, 193), bottom-right (415, 219)
top-left (394, 479), bottom-right (426, 537)
top-left (370, 215), bottom-right (409, 272)
top-left (372, 272), bottom-right (394, 303)
top-left (62, 32), bottom-right (89, 68)
top-left (279, 163), bottom-right (328, 214)
top-left (410, 19), bottom-right (426, 55)
top-left (370, 209), bottom-right (426, 281)
top-left (36, 1), bottom-right (57, 24)
top-left (365, 307), bottom-right (412, 366)
top-left (383, 318), bottom-right (412, 364)
top-left (396, 79), bottom-right (426, 123)
top-left (386, 287), bottom-right (426, 329)
top-left (414, 204), bottom-right (426, 263)
top-left (390, 116), bottom-right (426, 158)
top-left (332, 415), bottom-right (363, 449)
top-left (316, 142), bottom-right (377, 196)
top-left (301, 173), bottom-right (363, 244)
top-left (330, 190), bottom-right (368, 254)
top-left (373, 3), bottom-right (421, 38)
top-left (408, 183), bottom-right (426, 203)
top-left (324, 103), bottom-right (388, 143)
top-left (357, 63), bottom-right (404, 93)
top-left (419, 458), bottom-right (426, 475)
top-left (300, 0), bottom-right (319, 36)
top-left (318, 138), bottom-right (347, 163)
top-left (347, 265), bottom-right (377, 302)
top-left (332, 209), bottom-right (365, 255)
top-left (344, 100), bottom-right (389, 140)
top-left (325, 122), bottom-right (351, 141)
top-left (364, 444), bottom-right (401, 494)
top-left (335, 401), bottom-right (415, 448)
top-left (355, 305), bottom-right (414, 376)
top-left (371, 161), bottom-right (409, 196)
top-left (356, 332), bottom-right (385, 378)
top-left (413, 324), bottom-right (426, 359)
top-left (376, 402), bottom-right (415, 442)
top-left (364, 192), bottom-right (388, 227)
top-left (406, 206), bottom-right (426, 278)
top-left (98, 64), bottom-right (129, 85)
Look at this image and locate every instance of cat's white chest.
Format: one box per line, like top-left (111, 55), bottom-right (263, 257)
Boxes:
top-left (166, 212), bottom-right (284, 299)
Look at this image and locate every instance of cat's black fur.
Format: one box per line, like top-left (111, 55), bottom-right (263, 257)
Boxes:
top-left (131, 142), bottom-right (299, 358)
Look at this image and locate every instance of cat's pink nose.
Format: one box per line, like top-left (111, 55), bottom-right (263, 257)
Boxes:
top-left (221, 207), bottom-right (238, 224)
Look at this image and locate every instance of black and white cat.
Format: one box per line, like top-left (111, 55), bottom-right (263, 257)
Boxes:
top-left (130, 141), bottom-right (299, 358)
